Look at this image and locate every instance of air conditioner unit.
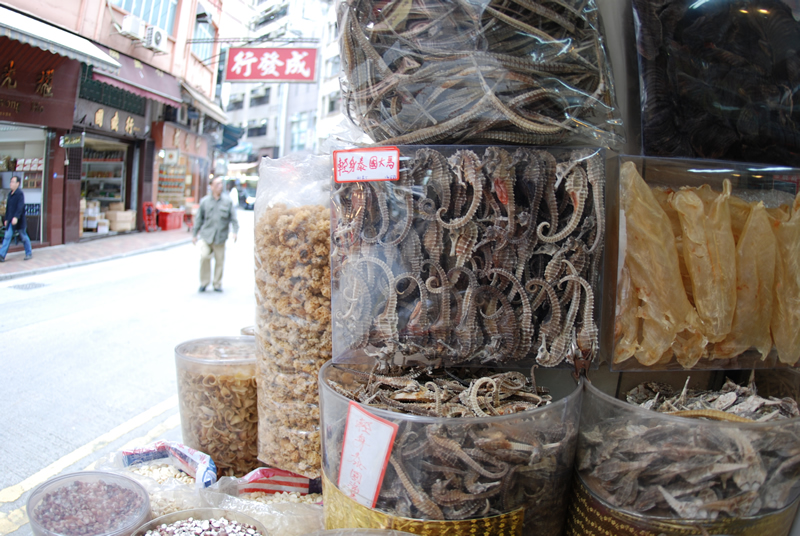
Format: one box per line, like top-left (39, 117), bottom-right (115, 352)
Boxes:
top-left (230, 93), bottom-right (244, 102)
top-left (120, 15), bottom-right (146, 41)
top-left (144, 26), bottom-right (169, 54)
top-left (251, 87), bottom-right (267, 98)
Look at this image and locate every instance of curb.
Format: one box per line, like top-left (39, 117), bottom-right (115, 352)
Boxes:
top-left (0, 238), bottom-right (193, 282)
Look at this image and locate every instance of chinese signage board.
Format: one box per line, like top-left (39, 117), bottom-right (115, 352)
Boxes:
top-left (75, 99), bottom-right (145, 138)
top-left (0, 36), bottom-right (80, 130)
top-left (224, 47), bottom-right (317, 82)
top-left (60, 132), bottom-right (84, 148)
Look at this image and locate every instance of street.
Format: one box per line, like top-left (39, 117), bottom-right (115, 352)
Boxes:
top-left (0, 210), bottom-right (256, 535)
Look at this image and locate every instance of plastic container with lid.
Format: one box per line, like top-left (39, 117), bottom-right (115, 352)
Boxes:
top-left (27, 471), bottom-right (150, 536)
top-left (175, 336), bottom-right (259, 477)
top-left (240, 325), bottom-right (256, 336)
top-left (131, 508), bottom-right (269, 536)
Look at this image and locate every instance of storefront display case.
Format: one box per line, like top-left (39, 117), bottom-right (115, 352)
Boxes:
top-left (611, 155), bottom-right (800, 371)
top-left (0, 126), bottom-right (48, 243)
top-left (81, 145), bottom-right (126, 208)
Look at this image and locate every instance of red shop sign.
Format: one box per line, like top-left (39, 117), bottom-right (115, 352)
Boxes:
top-left (224, 47), bottom-right (317, 82)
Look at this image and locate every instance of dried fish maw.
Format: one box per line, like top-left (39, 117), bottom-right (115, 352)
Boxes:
top-left (728, 195), bottom-right (752, 244)
top-left (768, 205), bottom-right (791, 222)
top-left (672, 328), bottom-right (707, 368)
top-left (670, 181), bottom-right (737, 343)
top-left (771, 193), bottom-right (800, 365)
top-left (614, 263), bottom-right (638, 364)
top-left (715, 202), bottom-right (776, 360)
top-left (620, 162), bottom-right (705, 366)
top-left (653, 187), bottom-right (694, 301)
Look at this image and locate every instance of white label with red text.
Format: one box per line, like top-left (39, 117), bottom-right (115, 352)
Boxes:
top-left (333, 147), bottom-right (400, 183)
top-left (338, 401), bottom-right (398, 508)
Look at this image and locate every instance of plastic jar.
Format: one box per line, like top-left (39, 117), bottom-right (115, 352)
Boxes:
top-left (569, 372), bottom-right (800, 535)
top-left (175, 336), bottom-right (259, 477)
top-left (319, 361), bottom-right (582, 535)
top-left (28, 471), bottom-right (150, 536)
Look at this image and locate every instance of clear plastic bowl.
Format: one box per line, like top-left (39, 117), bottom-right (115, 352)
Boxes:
top-left (27, 471), bottom-right (151, 536)
top-left (240, 326), bottom-right (255, 336)
top-left (131, 508), bottom-right (269, 536)
top-left (319, 361), bottom-right (582, 535)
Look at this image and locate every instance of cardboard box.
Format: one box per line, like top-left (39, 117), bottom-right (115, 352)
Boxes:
top-left (109, 220), bottom-right (134, 232)
top-left (84, 216), bottom-right (98, 229)
top-left (97, 219), bottom-right (109, 234)
top-left (108, 202), bottom-right (124, 211)
top-left (80, 199), bottom-right (86, 210)
top-left (87, 200), bottom-right (100, 208)
top-left (85, 207), bottom-right (99, 217)
top-left (106, 210), bottom-right (134, 222)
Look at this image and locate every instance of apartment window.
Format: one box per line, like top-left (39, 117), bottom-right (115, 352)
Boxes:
top-left (290, 112), bottom-right (308, 152)
top-left (192, 7), bottom-right (215, 61)
top-left (250, 87), bottom-right (271, 106)
top-left (253, 5), bottom-right (288, 31)
top-left (328, 91), bottom-right (341, 114)
top-left (327, 22), bottom-right (338, 44)
top-left (227, 97), bottom-right (244, 111)
top-left (248, 119), bottom-right (267, 137)
top-left (325, 56), bottom-right (341, 79)
top-left (111, 0), bottom-right (178, 34)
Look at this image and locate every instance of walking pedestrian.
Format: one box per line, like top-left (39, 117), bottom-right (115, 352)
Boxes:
top-left (0, 175), bottom-right (32, 262)
top-left (192, 177), bottom-right (239, 292)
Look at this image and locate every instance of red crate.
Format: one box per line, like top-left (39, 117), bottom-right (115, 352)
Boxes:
top-left (158, 210), bottom-right (184, 231)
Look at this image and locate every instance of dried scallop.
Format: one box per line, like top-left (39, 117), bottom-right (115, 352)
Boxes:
top-left (715, 202), bottom-right (776, 360)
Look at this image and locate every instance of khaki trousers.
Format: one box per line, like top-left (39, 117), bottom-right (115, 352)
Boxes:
top-left (199, 240), bottom-right (226, 289)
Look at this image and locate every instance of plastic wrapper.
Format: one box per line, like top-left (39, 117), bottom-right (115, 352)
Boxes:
top-left (320, 361), bottom-right (581, 535)
top-left (338, 0), bottom-right (623, 148)
top-left (569, 372), bottom-right (800, 534)
top-left (255, 154), bottom-right (332, 478)
top-left (612, 155), bottom-right (800, 370)
top-left (331, 146), bottom-right (605, 369)
top-left (175, 337), bottom-right (259, 476)
top-left (200, 469), bottom-right (324, 536)
top-left (633, 0), bottom-right (800, 166)
top-left (94, 441), bottom-right (213, 517)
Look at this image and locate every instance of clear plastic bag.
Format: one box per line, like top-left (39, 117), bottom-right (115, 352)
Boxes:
top-left (93, 442), bottom-right (213, 517)
top-left (339, 0), bottom-right (624, 148)
top-left (633, 0), bottom-right (800, 166)
top-left (254, 154), bottom-right (332, 478)
top-left (200, 469), bottom-right (324, 536)
top-left (301, 532), bottom-right (414, 536)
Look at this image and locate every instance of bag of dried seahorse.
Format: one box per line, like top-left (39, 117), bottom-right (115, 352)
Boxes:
top-left (570, 371), bottom-right (800, 536)
top-left (338, 0), bottom-right (624, 148)
top-left (331, 145), bottom-right (606, 370)
top-left (255, 153), bottom-right (332, 478)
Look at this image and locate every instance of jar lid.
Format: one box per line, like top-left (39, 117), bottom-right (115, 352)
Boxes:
top-left (175, 336), bottom-right (256, 365)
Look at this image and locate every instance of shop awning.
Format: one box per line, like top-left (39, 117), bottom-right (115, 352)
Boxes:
top-left (218, 124), bottom-right (245, 152)
top-left (181, 82), bottom-right (228, 124)
top-left (0, 5), bottom-right (120, 73)
top-left (92, 46), bottom-right (182, 106)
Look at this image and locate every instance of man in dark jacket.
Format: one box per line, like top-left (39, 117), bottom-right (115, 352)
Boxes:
top-left (0, 175), bottom-right (32, 262)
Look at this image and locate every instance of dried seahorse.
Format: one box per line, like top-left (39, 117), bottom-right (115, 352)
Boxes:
top-left (560, 267), bottom-right (597, 360)
top-left (438, 150), bottom-right (484, 229)
top-left (537, 165), bottom-right (588, 243)
top-left (488, 268), bottom-right (533, 361)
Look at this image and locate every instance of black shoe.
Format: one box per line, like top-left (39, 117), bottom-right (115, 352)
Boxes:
top-left (0, 256), bottom-right (4, 262)
top-left (199, 285), bottom-right (207, 292)
top-left (213, 287), bottom-right (223, 292)
top-left (24, 255), bottom-right (32, 260)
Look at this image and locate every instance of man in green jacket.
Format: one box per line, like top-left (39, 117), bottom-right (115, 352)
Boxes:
top-left (192, 177), bottom-right (239, 292)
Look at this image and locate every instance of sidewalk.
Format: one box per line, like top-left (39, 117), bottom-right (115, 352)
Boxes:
top-left (0, 228), bottom-right (193, 281)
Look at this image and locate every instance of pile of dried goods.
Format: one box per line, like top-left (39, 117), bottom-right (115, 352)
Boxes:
top-left (141, 518), bottom-right (265, 536)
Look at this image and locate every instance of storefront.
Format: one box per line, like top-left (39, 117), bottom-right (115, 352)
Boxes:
top-left (150, 122), bottom-right (210, 207)
top-left (0, 5), bottom-right (120, 246)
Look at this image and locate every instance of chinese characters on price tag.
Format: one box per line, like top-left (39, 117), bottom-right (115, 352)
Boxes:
top-left (338, 401), bottom-right (398, 508)
top-left (333, 147), bottom-right (400, 183)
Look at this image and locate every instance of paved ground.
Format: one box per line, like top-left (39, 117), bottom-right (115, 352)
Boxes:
top-left (0, 210), bottom-right (256, 535)
top-left (0, 227), bottom-right (195, 281)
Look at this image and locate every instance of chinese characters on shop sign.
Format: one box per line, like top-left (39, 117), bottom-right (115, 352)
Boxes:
top-left (0, 60), bottom-right (59, 118)
top-left (333, 147), bottom-right (401, 183)
top-left (225, 48), bottom-right (317, 82)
